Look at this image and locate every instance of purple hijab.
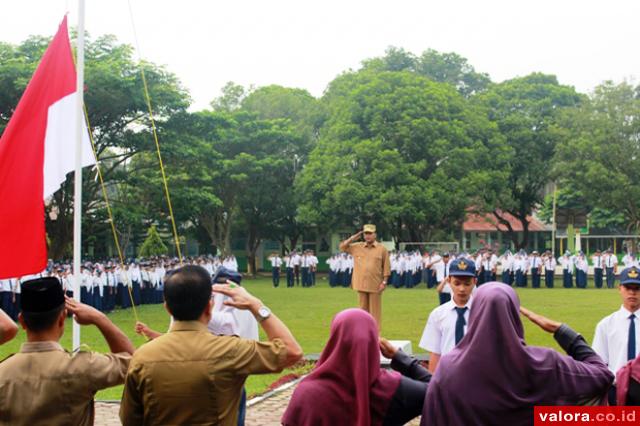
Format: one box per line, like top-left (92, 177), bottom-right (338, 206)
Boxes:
top-left (422, 282), bottom-right (612, 426)
top-left (282, 309), bottom-right (401, 426)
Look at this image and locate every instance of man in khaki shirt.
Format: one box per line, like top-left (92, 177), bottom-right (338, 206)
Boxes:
top-left (340, 224), bottom-right (391, 330)
top-left (0, 277), bottom-right (134, 426)
top-left (120, 265), bottom-right (303, 426)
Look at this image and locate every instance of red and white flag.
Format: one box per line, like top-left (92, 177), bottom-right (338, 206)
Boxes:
top-left (0, 17), bottom-right (95, 279)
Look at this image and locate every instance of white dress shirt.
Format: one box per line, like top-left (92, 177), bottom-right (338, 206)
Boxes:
top-left (419, 298), bottom-right (472, 355)
top-left (593, 305), bottom-right (640, 376)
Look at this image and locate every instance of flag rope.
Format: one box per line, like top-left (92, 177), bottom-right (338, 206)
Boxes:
top-left (127, 0), bottom-right (184, 265)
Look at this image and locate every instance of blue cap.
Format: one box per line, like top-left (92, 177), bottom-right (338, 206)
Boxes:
top-left (212, 267), bottom-right (242, 285)
top-left (449, 258), bottom-right (476, 277)
top-left (619, 267), bottom-right (640, 286)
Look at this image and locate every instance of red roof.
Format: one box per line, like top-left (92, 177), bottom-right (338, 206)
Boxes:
top-left (463, 210), bottom-right (549, 232)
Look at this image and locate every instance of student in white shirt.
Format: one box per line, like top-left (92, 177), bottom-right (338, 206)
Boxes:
top-left (575, 251), bottom-right (589, 289)
top-left (604, 249), bottom-right (619, 289)
top-left (500, 250), bottom-right (514, 286)
top-left (422, 251), bottom-right (432, 288)
top-left (622, 251), bottom-right (639, 269)
top-left (268, 252), bottom-right (283, 287)
top-left (543, 250), bottom-right (557, 288)
top-left (558, 251), bottom-right (575, 288)
top-left (529, 251), bottom-right (543, 288)
top-left (592, 249), bottom-right (604, 289)
top-left (433, 253), bottom-right (450, 304)
top-left (420, 257), bottom-right (477, 373)
top-left (593, 266), bottom-right (640, 404)
top-left (309, 251), bottom-right (319, 286)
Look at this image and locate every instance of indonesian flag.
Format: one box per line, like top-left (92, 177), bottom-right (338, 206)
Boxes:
top-left (0, 17), bottom-right (95, 279)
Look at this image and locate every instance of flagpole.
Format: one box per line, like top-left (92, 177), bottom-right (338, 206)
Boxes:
top-left (73, 0), bottom-right (86, 350)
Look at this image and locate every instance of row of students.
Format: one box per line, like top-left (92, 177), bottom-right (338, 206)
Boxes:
top-left (268, 250), bottom-right (320, 287)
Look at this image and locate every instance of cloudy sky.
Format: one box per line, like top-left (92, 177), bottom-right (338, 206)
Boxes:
top-left (1, 0), bottom-right (638, 110)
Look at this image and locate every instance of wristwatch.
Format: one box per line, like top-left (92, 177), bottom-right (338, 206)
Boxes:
top-left (256, 305), bottom-right (272, 322)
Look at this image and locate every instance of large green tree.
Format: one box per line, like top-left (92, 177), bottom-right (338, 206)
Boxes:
top-left (478, 73), bottom-right (583, 249)
top-left (555, 81), bottom-right (640, 232)
top-left (298, 70), bottom-right (509, 244)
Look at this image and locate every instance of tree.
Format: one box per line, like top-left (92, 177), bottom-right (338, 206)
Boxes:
top-left (241, 85), bottom-right (324, 254)
top-left (361, 46), bottom-right (491, 97)
top-left (554, 81), bottom-right (640, 233)
top-left (138, 225), bottom-right (168, 257)
top-left (297, 70), bottom-right (509, 244)
top-left (478, 73), bottom-right (583, 249)
top-left (42, 33), bottom-right (188, 259)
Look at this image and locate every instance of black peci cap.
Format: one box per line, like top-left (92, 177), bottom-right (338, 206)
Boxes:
top-left (21, 277), bottom-right (65, 312)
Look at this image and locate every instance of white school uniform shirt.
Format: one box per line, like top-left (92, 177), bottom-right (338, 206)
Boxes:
top-left (558, 256), bottom-right (574, 271)
top-left (129, 266), bottom-right (142, 283)
top-left (544, 256), bottom-right (557, 271)
top-left (593, 305), bottom-right (640, 376)
top-left (81, 271), bottom-right (93, 290)
top-left (575, 257), bottom-right (589, 273)
top-left (500, 255), bottom-right (513, 272)
top-left (622, 255), bottom-right (639, 268)
top-left (390, 255), bottom-right (398, 273)
top-left (94, 274), bottom-right (106, 297)
top-left (592, 255), bottom-right (603, 269)
top-left (419, 298), bottom-right (473, 355)
top-left (605, 255), bottom-right (618, 269)
top-left (434, 258), bottom-right (447, 282)
top-left (530, 256), bottom-right (541, 270)
top-left (0, 280), bottom-right (11, 292)
top-left (107, 272), bottom-right (117, 288)
top-left (422, 255), bottom-right (431, 269)
top-left (310, 256), bottom-right (318, 269)
top-left (270, 256), bottom-right (283, 268)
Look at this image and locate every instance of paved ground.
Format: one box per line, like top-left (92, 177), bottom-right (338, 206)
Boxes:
top-left (95, 382), bottom-right (422, 425)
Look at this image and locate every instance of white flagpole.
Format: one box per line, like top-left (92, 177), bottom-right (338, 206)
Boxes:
top-left (73, 0), bottom-right (86, 350)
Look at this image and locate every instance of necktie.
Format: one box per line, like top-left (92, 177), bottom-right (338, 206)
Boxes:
top-left (629, 314), bottom-right (637, 361)
top-left (455, 307), bottom-right (468, 344)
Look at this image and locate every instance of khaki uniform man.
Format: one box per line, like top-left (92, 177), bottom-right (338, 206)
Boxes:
top-left (120, 265), bottom-right (303, 426)
top-left (339, 224), bottom-right (390, 330)
top-left (0, 277), bottom-right (134, 426)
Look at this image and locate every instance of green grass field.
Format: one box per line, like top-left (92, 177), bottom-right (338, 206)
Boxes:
top-left (0, 276), bottom-right (623, 400)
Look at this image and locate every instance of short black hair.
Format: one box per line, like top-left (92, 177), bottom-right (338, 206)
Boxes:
top-left (22, 305), bottom-right (65, 332)
top-left (163, 265), bottom-right (212, 321)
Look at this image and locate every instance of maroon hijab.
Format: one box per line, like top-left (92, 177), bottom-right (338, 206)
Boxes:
top-left (282, 309), bottom-right (401, 426)
top-left (617, 356), bottom-right (640, 405)
top-left (422, 282), bottom-right (613, 426)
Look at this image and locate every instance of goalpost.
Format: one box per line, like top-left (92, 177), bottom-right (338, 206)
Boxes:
top-left (398, 241), bottom-right (460, 253)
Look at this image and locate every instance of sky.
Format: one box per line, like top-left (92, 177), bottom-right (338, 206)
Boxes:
top-left (1, 0), bottom-right (638, 110)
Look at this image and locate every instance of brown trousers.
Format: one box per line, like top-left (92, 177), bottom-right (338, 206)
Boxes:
top-left (358, 291), bottom-right (382, 330)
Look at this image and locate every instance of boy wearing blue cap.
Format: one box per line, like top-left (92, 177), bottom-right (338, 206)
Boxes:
top-left (420, 258), bottom-right (477, 373)
top-left (593, 266), bottom-right (640, 404)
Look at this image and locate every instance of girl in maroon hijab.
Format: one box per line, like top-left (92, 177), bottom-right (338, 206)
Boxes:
top-left (282, 308), bottom-right (431, 426)
top-left (422, 282), bottom-right (613, 426)
top-left (617, 356), bottom-right (640, 405)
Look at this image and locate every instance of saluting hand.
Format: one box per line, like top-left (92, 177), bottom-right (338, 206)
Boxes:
top-left (520, 306), bottom-right (561, 334)
top-left (65, 296), bottom-right (103, 325)
top-left (212, 282), bottom-right (262, 313)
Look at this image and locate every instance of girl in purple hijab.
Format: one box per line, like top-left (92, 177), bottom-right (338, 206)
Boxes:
top-left (422, 282), bottom-right (613, 426)
top-left (283, 308), bottom-right (431, 426)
